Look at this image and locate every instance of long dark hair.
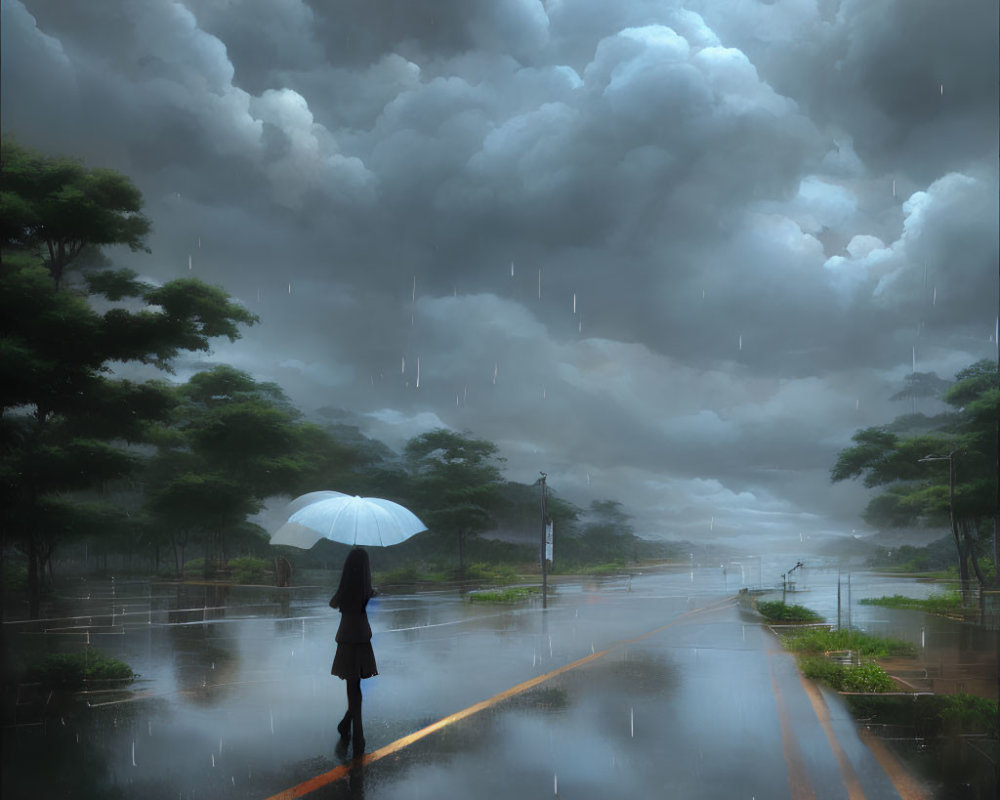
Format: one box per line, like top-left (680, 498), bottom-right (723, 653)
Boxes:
top-left (331, 547), bottom-right (373, 611)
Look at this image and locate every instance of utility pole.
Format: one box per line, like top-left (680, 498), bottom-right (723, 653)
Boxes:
top-left (540, 472), bottom-right (548, 610)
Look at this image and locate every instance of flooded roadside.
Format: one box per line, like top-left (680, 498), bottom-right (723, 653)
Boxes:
top-left (2, 566), bottom-right (997, 799)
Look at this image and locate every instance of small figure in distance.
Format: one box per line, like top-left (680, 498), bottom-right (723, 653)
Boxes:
top-left (329, 547), bottom-right (378, 759)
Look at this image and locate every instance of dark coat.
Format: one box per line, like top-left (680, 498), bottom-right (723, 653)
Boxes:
top-left (329, 593), bottom-right (373, 643)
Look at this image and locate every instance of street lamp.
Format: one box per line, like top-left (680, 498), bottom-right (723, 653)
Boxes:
top-left (918, 452), bottom-right (964, 585)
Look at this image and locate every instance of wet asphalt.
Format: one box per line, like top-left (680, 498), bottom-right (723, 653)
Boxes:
top-left (2, 565), bottom-right (935, 799)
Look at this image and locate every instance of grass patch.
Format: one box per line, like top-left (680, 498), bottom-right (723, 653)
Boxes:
top-left (858, 592), bottom-right (964, 616)
top-left (25, 651), bottom-right (136, 689)
top-left (468, 587), bottom-right (540, 603)
top-left (798, 657), bottom-right (895, 692)
top-left (779, 627), bottom-right (916, 658)
top-left (757, 601), bottom-right (824, 623)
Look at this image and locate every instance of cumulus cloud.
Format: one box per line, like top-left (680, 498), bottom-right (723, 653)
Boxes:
top-left (2, 0), bottom-right (995, 546)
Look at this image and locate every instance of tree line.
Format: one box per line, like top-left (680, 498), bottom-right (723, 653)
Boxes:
top-left (832, 363), bottom-right (1000, 587)
top-left (1, 137), bottom-right (664, 617)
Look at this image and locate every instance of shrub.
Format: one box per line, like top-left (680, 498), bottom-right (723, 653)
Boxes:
top-left (26, 651), bottom-right (135, 689)
top-left (757, 601), bottom-right (824, 623)
top-left (183, 557), bottom-right (205, 576)
top-left (798, 657), bottom-right (893, 692)
top-left (229, 556), bottom-right (270, 584)
top-left (779, 627), bottom-right (915, 658)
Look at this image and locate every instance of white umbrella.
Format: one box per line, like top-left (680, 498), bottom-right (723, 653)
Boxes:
top-left (270, 493), bottom-right (427, 549)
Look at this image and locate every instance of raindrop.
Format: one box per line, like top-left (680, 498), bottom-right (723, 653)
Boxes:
top-left (630, 707), bottom-right (634, 737)
top-left (553, 772), bottom-right (558, 795)
top-left (855, 398), bottom-right (860, 411)
top-left (401, 356), bottom-right (405, 374)
top-left (710, 516), bottom-right (714, 532)
top-left (416, 357), bottom-right (421, 389)
top-left (549, 636), bottom-right (553, 658)
top-left (269, 708), bottom-right (275, 735)
top-left (932, 287), bottom-right (937, 306)
top-left (219, 737), bottom-right (223, 755)
top-left (738, 334), bottom-right (743, 352)
top-left (538, 268), bottom-right (542, 299)
top-left (198, 237), bottom-right (201, 249)
top-left (912, 346), bottom-right (916, 372)
top-left (412, 275), bottom-right (416, 305)
top-left (591, 642), bottom-right (595, 654)
top-left (572, 293), bottom-right (577, 314)
top-left (211, 753), bottom-right (216, 767)
top-left (188, 255), bottom-right (193, 271)
top-left (939, 83), bottom-right (944, 95)
top-left (510, 261), bottom-right (515, 278)
top-left (921, 627), bottom-right (925, 648)
top-left (456, 393), bottom-right (460, 408)
top-left (132, 740), bottom-right (137, 767)
top-left (288, 282), bottom-right (292, 295)
top-left (493, 362), bottom-right (499, 385)
top-left (892, 179), bottom-right (896, 198)
top-left (542, 387), bottom-right (546, 400)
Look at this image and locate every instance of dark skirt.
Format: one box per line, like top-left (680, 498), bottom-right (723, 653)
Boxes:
top-left (331, 642), bottom-right (378, 680)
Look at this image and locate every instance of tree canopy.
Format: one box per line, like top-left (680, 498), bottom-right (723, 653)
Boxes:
top-left (0, 139), bottom-right (257, 614)
top-left (1, 136), bottom-right (151, 288)
top-left (832, 360), bottom-right (999, 586)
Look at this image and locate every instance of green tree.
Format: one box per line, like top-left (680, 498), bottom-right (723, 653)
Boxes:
top-left (832, 360), bottom-right (999, 586)
top-left (0, 140), bottom-right (256, 615)
top-left (144, 367), bottom-right (309, 577)
top-left (404, 429), bottom-right (506, 579)
top-left (2, 136), bottom-right (151, 288)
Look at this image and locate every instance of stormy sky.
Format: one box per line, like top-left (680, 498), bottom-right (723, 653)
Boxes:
top-left (3, 0), bottom-right (997, 548)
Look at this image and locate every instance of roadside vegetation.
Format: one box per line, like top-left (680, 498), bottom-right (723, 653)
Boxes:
top-left (25, 651), bottom-right (135, 689)
top-left (468, 587), bottom-right (540, 603)
top-left (756, 601), bottom-right (824, 623)
top-left (761, 604), bottom-right (915, 694)
top-left (858, 592), bottom-right (964, 616)
top-left (778, 627), bottom-right (916, 658)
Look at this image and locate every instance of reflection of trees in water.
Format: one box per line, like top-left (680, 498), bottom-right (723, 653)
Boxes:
top-left (168, 624), bottom-right (239, 706)
top-left (2, 702), bottom-right (130, 800)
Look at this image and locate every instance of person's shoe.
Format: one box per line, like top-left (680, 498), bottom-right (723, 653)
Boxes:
top-left (337, 716), bottom-right (351, 740)
top-left (352, 737), bottom-right (365, 759)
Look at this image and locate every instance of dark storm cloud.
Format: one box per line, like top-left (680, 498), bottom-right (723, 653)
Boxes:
top-left (3, 0), bottom-right (996, 545)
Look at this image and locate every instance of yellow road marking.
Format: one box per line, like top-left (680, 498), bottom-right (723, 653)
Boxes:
top-left (856, 728), bottom-right (931, 800)
top-left (261, 597), bottom-right (737, 800)
top-left (798, 675), bottom-right (866, 800)
top-left (768, 652), bottom-right (816, 800)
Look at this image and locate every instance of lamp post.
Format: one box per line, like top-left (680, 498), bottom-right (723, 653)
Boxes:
top-left (539, 472), bottom-right (548, 610)
top-left (919, 452), bottom-right (966, 586)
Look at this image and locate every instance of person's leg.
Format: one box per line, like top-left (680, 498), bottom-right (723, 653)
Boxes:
top-left (346, 678), bottom-right (364, 755)
top-left (338, 684), bottom-right (352, 739)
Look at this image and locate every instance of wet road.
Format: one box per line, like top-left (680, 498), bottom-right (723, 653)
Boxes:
top-left (2, 565), bottom-right (946, 799)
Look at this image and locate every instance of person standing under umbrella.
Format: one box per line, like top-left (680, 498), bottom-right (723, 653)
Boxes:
top-left (329, 547), bottom-right (377, 758)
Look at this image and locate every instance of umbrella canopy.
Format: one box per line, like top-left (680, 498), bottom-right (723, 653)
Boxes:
top-left (270, 493), bottom-right (427, 549)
